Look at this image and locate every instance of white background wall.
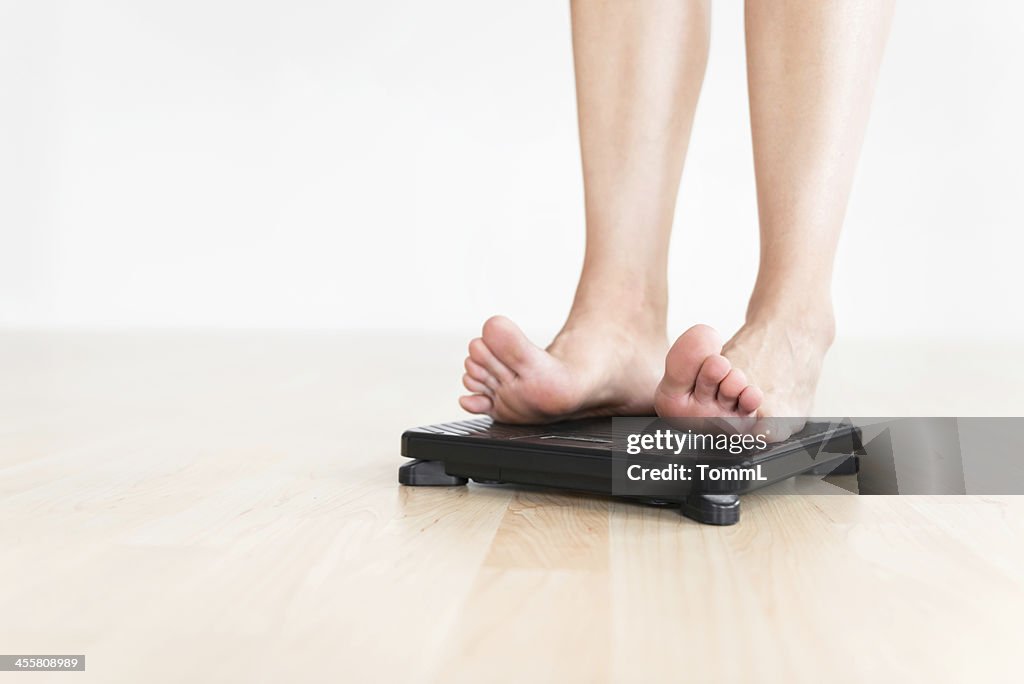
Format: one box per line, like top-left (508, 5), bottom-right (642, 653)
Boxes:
top-left (2, 1), bottom-right (1022, 340)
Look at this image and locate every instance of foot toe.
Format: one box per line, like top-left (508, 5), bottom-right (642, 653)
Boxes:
top-left (459, 394), bottom-right (493, 415)
top-left (462, 373), bottom-right (491, 396)
top-left (465, 357), bottom-right (498, 390)
top-left (469, 337), bottom-right (513, 382)
top-left (737, 385), bottom-right (764, 415)
top-left (717, 368), bottom-right (747, 409)
top-left (481, 315), bottom-right (538, 372)
top-left (660, 324), bottom-right (724, 396)
top-left (695, 354), bottom-right (731, 402)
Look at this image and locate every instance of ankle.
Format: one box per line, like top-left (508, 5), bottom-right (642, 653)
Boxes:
top-left (744, 296), bottom-right (836, 348)
top-left (560, 308), bottom-right (667, 346)
top-left (566, 275), bottom-right (667, 340)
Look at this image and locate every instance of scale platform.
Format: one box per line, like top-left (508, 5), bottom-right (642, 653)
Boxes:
top-left (399, 417), bottom-right (863, 525)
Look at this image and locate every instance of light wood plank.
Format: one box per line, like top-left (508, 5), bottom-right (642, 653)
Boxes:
top-left (1, 331), bottom-right (1022, 683)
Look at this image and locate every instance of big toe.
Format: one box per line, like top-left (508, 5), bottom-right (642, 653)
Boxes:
top-left (694, 354), bottom-right (732, 403)
top-left (659, 324), bottom-right (724, 397)
top-left (481, 315), bottom-right (540, 371)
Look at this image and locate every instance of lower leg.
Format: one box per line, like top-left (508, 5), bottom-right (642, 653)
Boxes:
top-left (742, 0), bottom-right (894, 330)
top-left (566, 0), bottom-right (710, 333)
top-left (729, 0), bottom-right (895, 428)
top-left (461, 0), bottom-right (710, 422)
top-left (657, 0), bottom-right (893, 439)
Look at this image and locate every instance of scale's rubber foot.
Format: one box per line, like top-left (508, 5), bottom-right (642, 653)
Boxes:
top-left (681, 493), bottom-right (740, 525)
top-left (809, 455), bottom-right (860, 476)
top-left (398, 459), bottom-right (468, 486)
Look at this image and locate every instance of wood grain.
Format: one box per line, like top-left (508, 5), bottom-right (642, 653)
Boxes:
top-left (1, 331), bottom-right (1022, 683)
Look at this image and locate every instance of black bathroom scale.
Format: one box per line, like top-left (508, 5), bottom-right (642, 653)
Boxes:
top-left (399, 417), bottom-right (863, 525)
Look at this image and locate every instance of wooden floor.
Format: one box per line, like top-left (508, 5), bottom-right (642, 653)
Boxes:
top-left (1, 331), bottom-right (1023, 683)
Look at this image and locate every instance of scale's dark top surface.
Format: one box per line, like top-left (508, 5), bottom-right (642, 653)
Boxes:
top-left (400, 417), bottom-right (862, 525)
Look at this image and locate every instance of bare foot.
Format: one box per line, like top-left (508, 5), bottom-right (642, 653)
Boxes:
top-left (654, 315), bottom-right (834, 442)
top-left (653, 325), bottom-right (764, 428)
top-left (459, 315), bottom-right (666, 423)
